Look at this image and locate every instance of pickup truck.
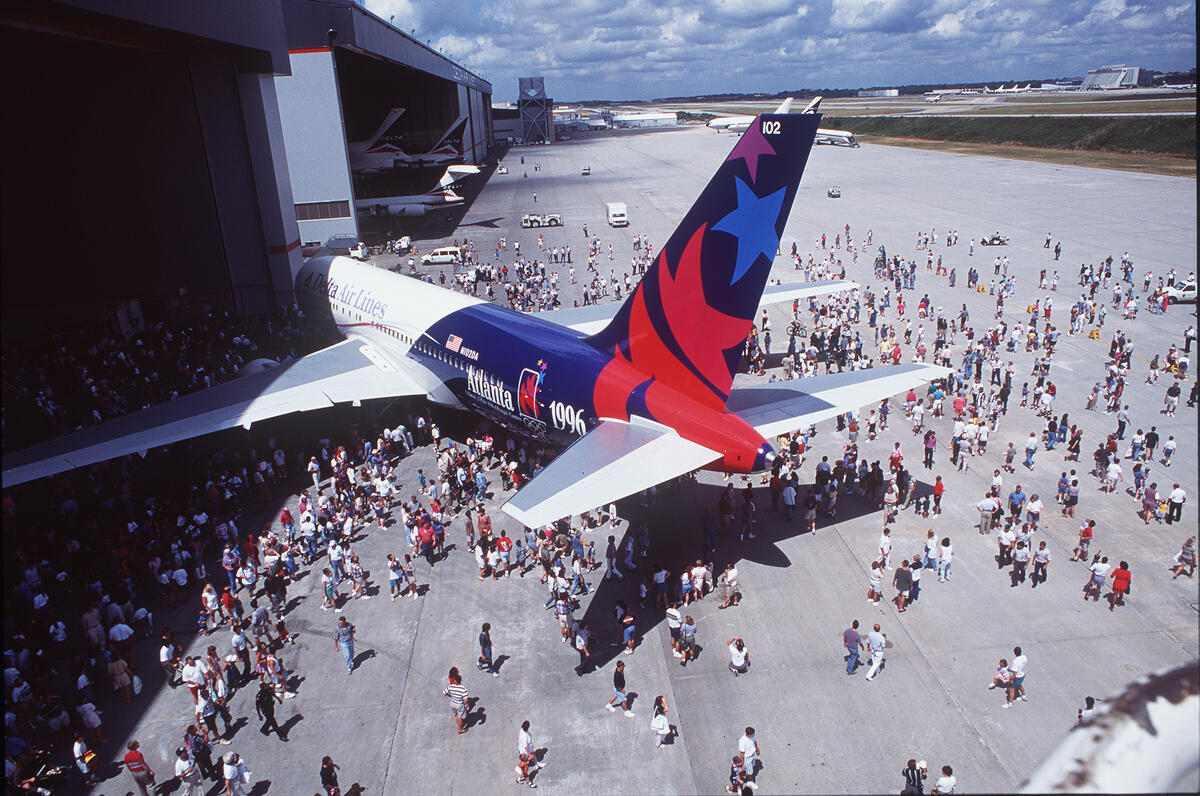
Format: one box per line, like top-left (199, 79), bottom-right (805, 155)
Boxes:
top-left (521, 213), bottom-right (563, 228)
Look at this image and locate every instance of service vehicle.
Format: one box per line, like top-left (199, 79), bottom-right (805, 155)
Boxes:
top-left (581, 166), bottom-right (591, 176)
top-left (980, 233), bottom-right (1009, 246)
top-left (605, 202), bottom-right (628, 227)
top-left (1164, 279), bottom-right (1197, 304)
top-left (521, 213), bottom-right (563, 228)
top-left (497, 166), bottom-right (509, 175)
top-left (827, 186), bottom-right (841, 198)
top-left (421, 246), bottom-right (462, 266)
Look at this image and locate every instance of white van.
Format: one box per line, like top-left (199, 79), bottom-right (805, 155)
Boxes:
top-left (605, 202), bottom-right (628, 227)
top-left (421, 246), bottom-right (462, 266)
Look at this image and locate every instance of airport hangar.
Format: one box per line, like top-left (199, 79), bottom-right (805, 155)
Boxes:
top-left (1, 0), bottom-right (491, 336)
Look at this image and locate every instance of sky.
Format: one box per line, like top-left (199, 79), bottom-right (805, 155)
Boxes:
top-left (364, 0), bottom-right (1196, 101)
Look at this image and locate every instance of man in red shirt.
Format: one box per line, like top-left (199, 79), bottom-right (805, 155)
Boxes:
top-left (418, 522), bottom-right (436, 566)
top-left (495, 532), bottom-right (513, 577)
top-left (123, 740), bottom-right (155, 795)
top-left (932, 476), bottom-right (945, 516)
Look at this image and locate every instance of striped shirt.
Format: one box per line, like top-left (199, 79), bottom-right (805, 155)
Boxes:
top-left (443, 682), bottom-right (469, 708)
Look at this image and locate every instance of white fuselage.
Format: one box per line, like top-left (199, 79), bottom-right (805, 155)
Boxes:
top-left (295, 256), bottom-right (481, 405)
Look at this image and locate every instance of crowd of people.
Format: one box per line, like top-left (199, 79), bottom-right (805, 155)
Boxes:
top-left (3, 196), bottom-right (1195, 794)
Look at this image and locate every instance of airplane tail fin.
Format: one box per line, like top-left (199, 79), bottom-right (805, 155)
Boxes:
top-left (427, 115), bottom-right (469, 156)
top-left (431, 164), bottom-right (480, 193)
top-left (587, 110), bottom-right (821, 411)
top-left (363, 108), bottom-right (407, 153)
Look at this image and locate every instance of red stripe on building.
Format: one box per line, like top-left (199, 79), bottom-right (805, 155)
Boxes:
top-left (268, 239), bottom-right (302, 254)
top-left (288, 47), bottom-right (330, 54)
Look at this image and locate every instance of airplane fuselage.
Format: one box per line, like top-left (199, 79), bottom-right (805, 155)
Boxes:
top-left (296, 257), bottom-right (772, 472)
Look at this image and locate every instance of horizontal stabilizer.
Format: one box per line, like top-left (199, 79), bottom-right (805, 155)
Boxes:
top-left (727, 363), bottom-right (951, 438)
top-left (501, 420), bottom-right (718, 528)
top-left (533, 280), bottom-right (855, 337)
top-left (2, 340), bottom-right (431, 487)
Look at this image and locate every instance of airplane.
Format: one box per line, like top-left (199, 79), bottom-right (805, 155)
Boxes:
top-left (349, 109), bottom-right (470, 174)
top-left (354, 164), bottom-right (480, 217)
top-left (2, 109), bottom-right (948, 529)
top-left (710, 98), bottom-right (859, 149)
top-left (705, 98), bottom-right (794, 130)
top-left (813, 128), bottom-right (859, 147)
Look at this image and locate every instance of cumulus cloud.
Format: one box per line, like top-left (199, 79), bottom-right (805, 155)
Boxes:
top-left (365, 0), bottom-right (1196, 99)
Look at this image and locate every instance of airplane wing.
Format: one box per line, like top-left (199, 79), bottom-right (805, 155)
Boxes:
top-left (2, 339), bottom-right (431, 487)
top-left (726, 363), bottom-right (952, 438)
top-left (533, 280), bottom-right (857, 336)
top-left (501, 420), bottom-right (719, 528)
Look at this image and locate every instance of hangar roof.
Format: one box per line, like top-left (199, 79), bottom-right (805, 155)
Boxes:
top-left (282, 0), bottom-right (491, 94)
top-left (27, 0), bottom-right (291, 74)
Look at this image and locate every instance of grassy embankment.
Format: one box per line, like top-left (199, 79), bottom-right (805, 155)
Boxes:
top-left (843, 115), bottom-right (1196, 157)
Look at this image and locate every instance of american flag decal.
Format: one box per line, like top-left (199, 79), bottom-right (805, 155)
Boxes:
top-left (446, 334), bottom-right (463, 353)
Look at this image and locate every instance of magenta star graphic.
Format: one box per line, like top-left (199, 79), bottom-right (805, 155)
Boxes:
top-left (726, 119), bottom-right (776, 183)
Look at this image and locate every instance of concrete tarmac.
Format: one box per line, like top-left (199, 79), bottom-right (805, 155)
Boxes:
top-left (102, 127), bottom-right (1196, 795)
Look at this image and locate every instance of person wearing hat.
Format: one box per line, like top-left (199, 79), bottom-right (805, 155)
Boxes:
top-left (223, 752), bottom-right (251, 796)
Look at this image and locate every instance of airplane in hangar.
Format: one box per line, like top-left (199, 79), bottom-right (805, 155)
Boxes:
top-left (708, 98), bottom-right (859, 148)
top-left (349, 109), bottom-right (471, 174)
top-left (354, 164), bottom-right (480, 217)
top-left (2, 108), bottom-right (947, 528)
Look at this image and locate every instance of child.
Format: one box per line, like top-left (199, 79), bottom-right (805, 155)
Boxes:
top-left (197, 608), bottom-right (210, 637)
top-left (638, 577), bottom-right (649, 609)
top-left (727, 755), bottom-right (748, 794)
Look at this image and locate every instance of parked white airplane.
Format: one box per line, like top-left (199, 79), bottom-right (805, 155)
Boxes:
top-left (705, 97), bottom-right (795, 130)
top-left (709, 98), bottom-right (858, 147)
top-left (354, 165), bottom-right (480, 217)
top-left (349, 110), bottom-right (470, 174)
top-left (2, 110), bottom-right (946, 528)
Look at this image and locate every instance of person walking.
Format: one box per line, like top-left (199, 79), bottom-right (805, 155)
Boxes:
top-left (1031, 541), bottom-right (1051, 587)
top-left (477, 622), bottom-right (499, 677)
top-left (222, 752), bottom-right (251, 796)
top-left (843, 620), bottom-right (864, 675)
top-left (1166, 483), bottom-right (1187, 525)
top-left (332, 616), bottom-right (356, 675)
top-left (518, 719), bottom-right (543, 775)
top-left (605, 659), bottom-right (635, 716)
top-left (1109, 561), bottom-right (1132, 611)
top-left (442, 667), bottom-right (471, 734)
top-left (320, 756), bottom-right (341, 796)
top-left (255, 682), bottom-right (285, 740)
top-left (605, 535), bottom-right (623, 580)
top-left (865, 624), bottom-right (887, 681)
top-left (651, 696), bottom-right (673, 748)
top-left (122, 740), bottom-right (156, 796)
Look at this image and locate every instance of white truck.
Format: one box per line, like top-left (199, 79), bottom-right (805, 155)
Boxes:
top-left (605, 202), bottom-right (628, 227)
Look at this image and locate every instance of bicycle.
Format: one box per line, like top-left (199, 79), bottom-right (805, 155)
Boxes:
top-left (787, 321), bottom-right (807, 339)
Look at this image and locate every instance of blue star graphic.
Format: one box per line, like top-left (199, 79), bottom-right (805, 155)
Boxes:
top-left (712, 177), bottom-right (787, 285)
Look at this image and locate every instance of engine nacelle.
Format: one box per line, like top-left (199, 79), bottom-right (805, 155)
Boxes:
top-left (386, 204), bottom-right (427, 217)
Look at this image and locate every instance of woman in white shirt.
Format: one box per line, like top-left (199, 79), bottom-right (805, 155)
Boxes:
top-left (1025, 495), bottom-right (1044, 530)
top-left (938, 538), bottom-right (954, 582)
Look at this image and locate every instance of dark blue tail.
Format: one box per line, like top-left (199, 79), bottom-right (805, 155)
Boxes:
top-left (587, 112), bottom-right (821, 409)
